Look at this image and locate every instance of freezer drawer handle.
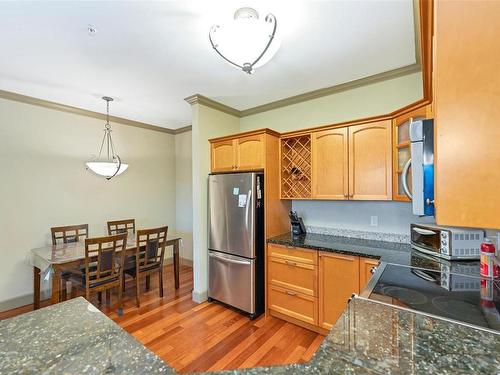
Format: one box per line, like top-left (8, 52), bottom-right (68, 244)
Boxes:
top-left (209, 252), bottom-right (252, 265)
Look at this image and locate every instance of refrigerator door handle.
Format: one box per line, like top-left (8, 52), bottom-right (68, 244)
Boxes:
top-left (209, 252), bottom-right (252, 265)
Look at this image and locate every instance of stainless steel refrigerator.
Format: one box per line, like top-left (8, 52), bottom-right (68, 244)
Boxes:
top-left (207, 172), bottom-right (264, 319)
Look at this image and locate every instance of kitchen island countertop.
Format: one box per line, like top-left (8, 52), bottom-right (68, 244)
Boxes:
top-left (0, 297), bottom-right (173, 374)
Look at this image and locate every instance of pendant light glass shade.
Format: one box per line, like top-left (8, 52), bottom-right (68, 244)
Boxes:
top-left (86, 97), bottom-right (128, 180)
top-left (209, 7), bottom-right (279, 74)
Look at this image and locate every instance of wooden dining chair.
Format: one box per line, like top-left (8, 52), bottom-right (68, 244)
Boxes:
top-left (50, 224), bottom-right (89, 301)
top-left (107, 219), bottom-right (135, 236)
top-left (66, 233), bottom-right (127, 315)
top-left (51, 224), bottom-right (89, 245)
top-left (124, 226), bottom-right (168, 307)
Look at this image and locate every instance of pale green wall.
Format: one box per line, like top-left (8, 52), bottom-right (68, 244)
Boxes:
top-left (240, 72), bottom-right (423, 133)
top-left (239, 71), bottom-right (430, 235)
top-left (0, 98), bottom-right (177, 310)
top-left (191, 104), bottom-right (239, 302)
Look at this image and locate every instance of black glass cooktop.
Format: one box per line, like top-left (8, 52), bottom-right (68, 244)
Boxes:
top-left (370, 263), bottom-right (500, 331)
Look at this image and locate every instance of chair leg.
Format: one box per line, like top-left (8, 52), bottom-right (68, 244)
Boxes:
top-left (85, 289), bottom-right (90, 302)
top-left (135, 275), bottom-right (141, 308)
top-left (105, 289), bottom-right (111, 305)
top-left (61, 280), bottom-right (67, 302)
top-left (98, 291), bottom-right (102, 304)
top-left (117, 284), bottom-right (123, 316)
top-left (146, 275), bottom-right (150, 290)
top-left (159, 270), bottom-right (164, 298)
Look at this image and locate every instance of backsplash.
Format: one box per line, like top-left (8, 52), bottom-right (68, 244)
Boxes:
top-left (306, 225), bottom-right (410, 243)
top-left (293, 200), bottom-right (434, 238)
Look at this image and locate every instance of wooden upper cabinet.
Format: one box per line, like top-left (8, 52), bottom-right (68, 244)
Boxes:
top-left (348, 121), bottom-right (392, 200)
top-left (434, 1), bottom-right (500, 229)
top-left (318, 252), bottom-right (359, 330)
top-left (392, 106), bottom-right (433, 202)
top-left (211, 139), bottom-right (236, 172)
top-left (210, 133), bottom-right (266, 173)
top-left (236, 134), bottom-right (265, 171)
top-left (312, 128), bottom-right (349, 200)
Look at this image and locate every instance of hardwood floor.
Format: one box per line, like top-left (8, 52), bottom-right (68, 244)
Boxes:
top-left (0, 264), bottom-right (325, 373)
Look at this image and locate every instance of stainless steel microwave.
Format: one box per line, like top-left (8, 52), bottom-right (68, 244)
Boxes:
top-left (410, 223), bottom-right (485, 260)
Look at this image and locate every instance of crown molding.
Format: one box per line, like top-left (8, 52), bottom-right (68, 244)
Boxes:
top-left (173, 125), bottom-right (192, 134)
top-left (184, 94), bottom-right (241, 117)
top-left (240, 64), bottom-right (421, 117)
top-left (185, 64), bottom-right (421, 119)
top-left (0, 89), bottom-right (177, 134)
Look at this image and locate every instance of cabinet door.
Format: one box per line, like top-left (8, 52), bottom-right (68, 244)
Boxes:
top-left (435, 1), bottom-right (500, 228)
top-left (211, 140), bottom-right (236, 172)
top-left (348, 121), bottom-right (392, 200)
top-left (312, 128), bottom-right (349, 199)
top-left (392, 106), bottom-right (431, 202)
top-left (318, 252), bottom-right (359, 330)
top-left (359, 258), bottom-right (379, 292)
top-left (236, 134), bottom-right (264, 171)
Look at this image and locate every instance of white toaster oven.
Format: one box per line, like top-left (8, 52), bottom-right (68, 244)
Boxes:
top-left (410, 223), bottom-right (485, 260)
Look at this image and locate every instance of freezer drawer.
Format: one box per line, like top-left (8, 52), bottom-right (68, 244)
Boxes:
top-left (208, 250), bottom-right (255, 314)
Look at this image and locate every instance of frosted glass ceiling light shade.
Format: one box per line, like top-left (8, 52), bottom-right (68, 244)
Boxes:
top-left (86, 96), bottom-right (129, 180)
top-left (209, 7), bottom-right (279, 74)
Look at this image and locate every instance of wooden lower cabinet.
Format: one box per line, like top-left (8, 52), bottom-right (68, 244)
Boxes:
top-left (268, 256), bottom-right (317, 296)
top-left (267, 245), bottom-right (380, 334)
top-left (359, 257), bottom-right (380, 291)
top-left (318, 252), bottom-right (360, 330)
top-left (268, 285), bottom-right (318, 326)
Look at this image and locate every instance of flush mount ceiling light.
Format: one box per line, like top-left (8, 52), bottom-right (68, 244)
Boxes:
top-left (209, 7), bottom-right (280, 74)
top-left (85, 96), bottom-right (128, 180)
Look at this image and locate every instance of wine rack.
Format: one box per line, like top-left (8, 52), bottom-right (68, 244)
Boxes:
top-left (280, 135), bottom-right (312, 199)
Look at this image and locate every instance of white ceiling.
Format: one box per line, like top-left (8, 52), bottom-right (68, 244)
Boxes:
top-left (0, 1), bottom-right (416, 129)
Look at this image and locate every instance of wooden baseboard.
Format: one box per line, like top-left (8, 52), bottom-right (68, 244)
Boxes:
top-left (269, 309), bottom-right (329, 335)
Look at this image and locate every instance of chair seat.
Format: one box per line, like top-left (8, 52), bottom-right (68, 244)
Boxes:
top-left (68, 272), bottom-right (120, 289)
top-left (124, 262), bottom-right (160, 277)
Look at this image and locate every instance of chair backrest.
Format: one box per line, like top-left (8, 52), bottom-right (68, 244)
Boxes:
top-left (84, 233), bottom-right (127, 289)
top-left (51, 224), bottom-right (89, 245)
top-left (136, 226), bottom-right (168, 273)
top-left (107, 219), bottom-right (135, 236)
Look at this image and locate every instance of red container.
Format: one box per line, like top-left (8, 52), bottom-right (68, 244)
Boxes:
top-left (480, 238), bottom-right (499, 279)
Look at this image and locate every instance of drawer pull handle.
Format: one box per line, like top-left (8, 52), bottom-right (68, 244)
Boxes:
top-left (285, 260), bottom-right (297, 266)
top-left (285, 290), bottom-right (297, 296)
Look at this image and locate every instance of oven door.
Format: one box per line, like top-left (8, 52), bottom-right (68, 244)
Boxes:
top-left (410, 225), bottom-right (445, 257)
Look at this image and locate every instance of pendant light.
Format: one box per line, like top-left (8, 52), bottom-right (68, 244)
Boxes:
top-left (209, 7), bottom-right (279, 74)
top-left (86, 96), bottom-right (128, 180)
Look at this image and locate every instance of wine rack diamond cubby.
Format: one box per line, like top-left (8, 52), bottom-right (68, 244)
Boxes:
top-left (280, 135), bottom-right (312, 199)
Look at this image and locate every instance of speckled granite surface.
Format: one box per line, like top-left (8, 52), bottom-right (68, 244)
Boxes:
top-left (268, 232), bottom-right (412, 264)
top-left (268, 232), bottom-right (482, 277)
top-left (209, 297), bottom-right (500, 375)
top-left (0, 297), bottom-right (173, 374)
top-left (306, 226), bottom-right (410, 243)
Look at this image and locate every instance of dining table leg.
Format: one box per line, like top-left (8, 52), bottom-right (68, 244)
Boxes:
top-left (33, 267), bottom-right (41, 310)
top-left (174, 239), bottom-right (179, 289)
top-left (51, 266), bottom-right (61, 305)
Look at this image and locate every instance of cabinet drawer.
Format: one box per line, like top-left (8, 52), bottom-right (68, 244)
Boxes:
top-left (268, 256), bottom-right (317, 296)
top-left (268, 244), bottom-right (317, 265)
top-left (268, 285), bottom-right (318, 326)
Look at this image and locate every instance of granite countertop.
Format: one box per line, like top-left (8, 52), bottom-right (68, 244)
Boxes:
top-left (0, 297), bottom-right (173, 374)
top-left (268, 232), bottom-right (413, 265)
top-left (213, 296), bottom-right (500, 375)
top-left (267, 232), bottom-right (481, 277)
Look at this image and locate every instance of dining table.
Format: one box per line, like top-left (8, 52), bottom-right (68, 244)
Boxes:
top-left (29, 233), bottom-right (182, 309)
